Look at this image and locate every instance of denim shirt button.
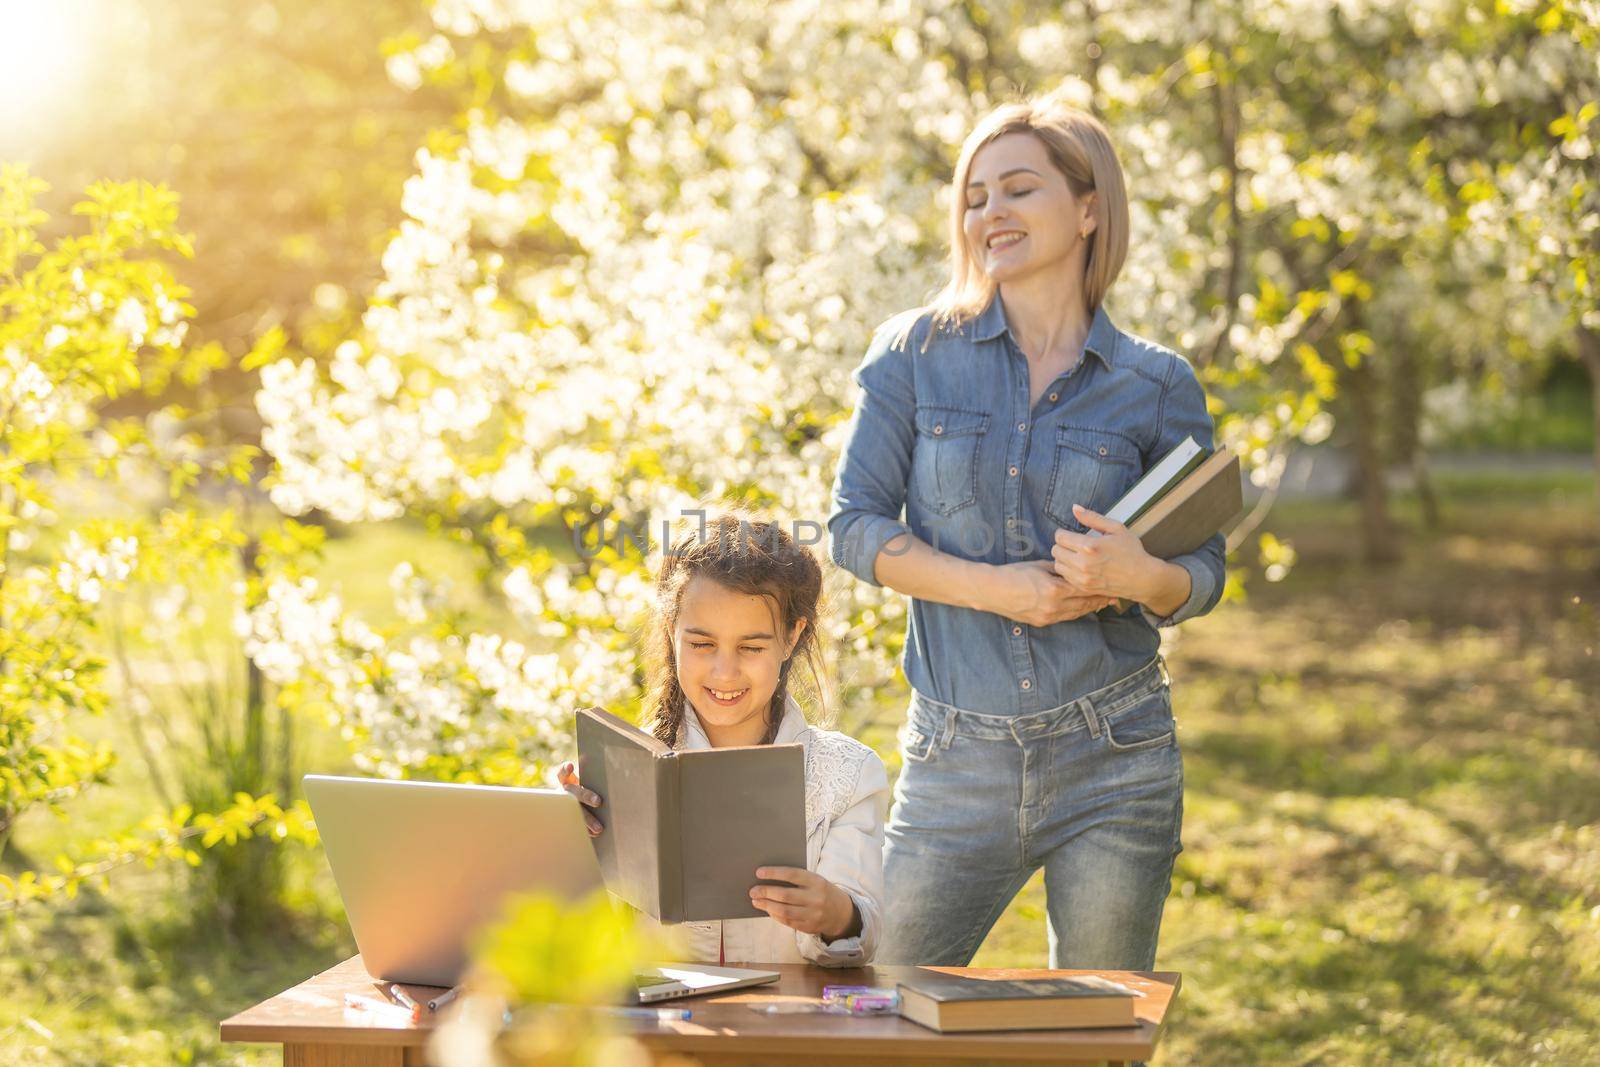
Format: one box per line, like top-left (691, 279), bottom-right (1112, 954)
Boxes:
top-left (1020, 679), bottom-right (1032, 690)
top-left (1098, 445), bottom-right (1108, 456)
top-left (1008, 466), bottom-right (1018, 476)
top-left (1017, 422), bottom-right (1027, 432)
top-left (1048, 392), bottom-right (1058, 402)
top-left (1012, 625), bottom-right (1022, 636)
top-left (933, 424), bottom-right (943, 435)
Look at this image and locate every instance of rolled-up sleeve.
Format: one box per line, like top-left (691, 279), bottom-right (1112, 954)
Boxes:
top-left (796, 752), bottom-right (889, 966)
top-left (827, 320), bottom-right (918, 587)
top-left (1143, 355), bottom-right (1227, 628)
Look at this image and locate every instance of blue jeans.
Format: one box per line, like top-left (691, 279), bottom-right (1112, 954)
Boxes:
top-left (881, 657), bottom-right (1184, 969)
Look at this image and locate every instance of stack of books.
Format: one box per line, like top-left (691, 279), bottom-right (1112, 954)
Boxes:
top-left (1090, 436), bottom-right (1242, 613)
top-left (1103, 435), bottom-right (1242, 560)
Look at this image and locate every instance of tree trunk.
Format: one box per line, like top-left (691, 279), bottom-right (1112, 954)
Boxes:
top-left (1200, 41), bottom-right (1242, 370)
top-left (1344, 354), bottom-right (1402, 563)
top-left (241, 539), bottom-right (265, 794)
top-left (1412, 450), bottom-right (1441, 530)
top-left (1579, 324), bottom-right (1600, 528)
top-left (198, 535), bottom-right (287, 935)
top-left (1392, 339), bottom-right (1441, 528)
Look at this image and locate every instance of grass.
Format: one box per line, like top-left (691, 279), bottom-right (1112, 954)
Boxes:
top-left (3, 474), bottom-right (1597, 1065)
top-left (972, 476), bottom-right (1600, 1065)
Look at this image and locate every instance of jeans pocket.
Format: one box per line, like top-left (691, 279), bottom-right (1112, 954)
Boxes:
top-left (1043, 426), bottom-right (1140, 529)
top-left (1101, 686), bottom-right (1176, 752)
top-left (898, 704), bottom-right (944, 764)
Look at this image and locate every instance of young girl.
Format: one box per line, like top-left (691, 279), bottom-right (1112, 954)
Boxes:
top-left (557, 512), bottom-right (888, 966)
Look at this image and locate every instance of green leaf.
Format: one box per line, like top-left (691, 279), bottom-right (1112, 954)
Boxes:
top-left (240, 325), bottom-right (289, 372)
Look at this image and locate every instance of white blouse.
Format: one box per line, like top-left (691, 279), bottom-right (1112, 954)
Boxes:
top-left (642, 696), bottom-right (889, 967)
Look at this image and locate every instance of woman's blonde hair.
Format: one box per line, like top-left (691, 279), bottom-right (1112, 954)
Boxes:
top-left (898, 94), bottom-right (1131, 351)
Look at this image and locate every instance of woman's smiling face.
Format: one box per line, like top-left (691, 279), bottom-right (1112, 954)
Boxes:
top-left (962, 131), bottom-right (1095, 285)
top-left (673, 574), bottom-right (803, 745)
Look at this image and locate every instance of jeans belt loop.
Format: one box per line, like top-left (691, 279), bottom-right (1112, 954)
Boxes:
top-left (1156, 655), bottom-right (1173, 688)
top-left (940, 706), bottom-right (957, 749)
top-left (1079, 696), bottom-right (1103, 739)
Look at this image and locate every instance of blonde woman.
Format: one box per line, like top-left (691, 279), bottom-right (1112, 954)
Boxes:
top-left (827, 95), bottom-right (1224, 970)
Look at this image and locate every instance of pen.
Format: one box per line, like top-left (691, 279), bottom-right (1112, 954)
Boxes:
top-left (602, 1007), bottom-right (692, 1022)
top-left (428, 986), bottom-right (460, 1012)
top-left (381, 984), bottom-right (423, 1023)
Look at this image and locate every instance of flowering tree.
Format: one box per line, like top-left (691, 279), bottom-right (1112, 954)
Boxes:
top-left (1463, 6), bottom-right (1600, 517)
top-left (0, 168), bottom-right (312, 913)
top-left (1076, 1), bottom-right (1585, 554)
top-left (245, 0), bottom-right (1589, 774)
top-left (237, 0), bottom-right (1296, 775)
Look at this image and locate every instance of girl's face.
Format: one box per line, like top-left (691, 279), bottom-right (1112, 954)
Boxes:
top-left (961, 131), bottom-right (1095, 286)
top-left (673, 575), bottom-right (805, 745)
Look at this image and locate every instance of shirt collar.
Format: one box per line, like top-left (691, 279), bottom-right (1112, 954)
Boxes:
top-left (678, 693), bottom-right (807, 750)
top-left (970, 291), bottom-right (1117, 369)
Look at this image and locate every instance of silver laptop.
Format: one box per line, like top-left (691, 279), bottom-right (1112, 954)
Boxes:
top-left (305, 774), bottom-right (780, 1000)
top-left (306, 774), bottom-right (607, 987)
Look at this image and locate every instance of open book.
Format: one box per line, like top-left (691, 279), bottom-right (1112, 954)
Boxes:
top-left (575, 707), bottom-right (807, 923)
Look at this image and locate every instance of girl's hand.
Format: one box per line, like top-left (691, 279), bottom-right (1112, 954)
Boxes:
top-left (1051, 505), bottom-right (1160, 600)
top-left (986, 559), bottom-right (1116, 626)
top-left (555, 760), bottom-right (605, 837)
top-left (749, 867), bottom-right (861, 941)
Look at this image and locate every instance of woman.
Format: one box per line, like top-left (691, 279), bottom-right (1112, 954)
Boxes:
top-left (826, 94), bottom-right (1224, 971)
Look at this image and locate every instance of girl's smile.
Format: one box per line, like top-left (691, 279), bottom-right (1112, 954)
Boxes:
top-left (674, 573), bottom-right (804, 748)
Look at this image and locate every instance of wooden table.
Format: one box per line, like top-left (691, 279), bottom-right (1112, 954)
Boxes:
top-left (221, 955), bottom-right (1182, 1066)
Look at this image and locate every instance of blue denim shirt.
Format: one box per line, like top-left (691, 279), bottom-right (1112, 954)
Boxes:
top-left (827, 293), bottom-right (1226, 716)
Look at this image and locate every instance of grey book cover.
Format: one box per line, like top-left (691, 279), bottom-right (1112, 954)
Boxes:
top-left (575, 706), bottom-right (806, 923)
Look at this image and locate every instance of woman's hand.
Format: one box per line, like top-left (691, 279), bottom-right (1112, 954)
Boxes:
top-left (555, 760), bottom-right (605, 837)
top-left (983, 559), bottom-right (1117, 626)
top-left (749, 867), bottom-right (861, 942)
top-left (1051, 505), bottom-right (1188, 615)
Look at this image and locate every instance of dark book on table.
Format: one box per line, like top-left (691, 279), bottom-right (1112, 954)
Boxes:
top-left (575, 706), bottom-right (806, 924)
top-left (896, 971), bottom-right (1142, 1033)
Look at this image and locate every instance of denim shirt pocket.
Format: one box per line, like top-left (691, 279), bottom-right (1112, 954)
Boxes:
top-left (1043, 426), bottom-right (1141, 529)
top-left (911, 405), bottom-right (989, 517)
